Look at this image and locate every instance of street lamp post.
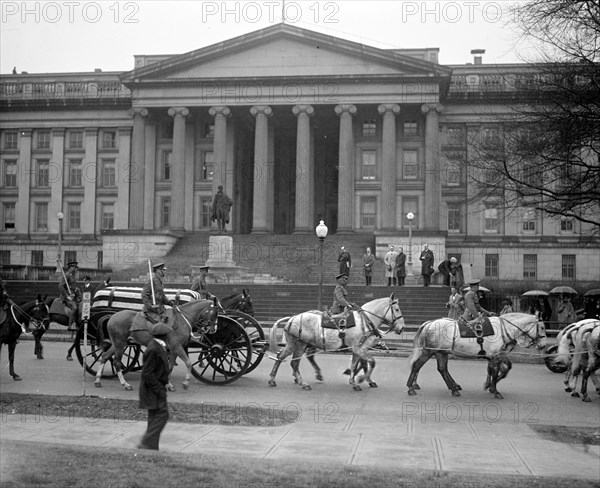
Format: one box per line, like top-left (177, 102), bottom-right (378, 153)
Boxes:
top-left (316, 220), bottom-right (328, 311)
top-left (57, 212), bottom-right (64, 272)
top-left (406, 212), bottom-right (414, 277)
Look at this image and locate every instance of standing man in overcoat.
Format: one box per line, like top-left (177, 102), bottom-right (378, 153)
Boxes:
top-left (137, 334), bottom-right (170, 450)
top-left (419, 244), bottom-right (435, 287)
top-left (395, 247), bottom-right (407, 286)
top-left (337, 246), bottom-right (351, 278)
top-left (362, 247), bottom-right (375, 286)
top-left (384, 245), bottom-right (398, 286)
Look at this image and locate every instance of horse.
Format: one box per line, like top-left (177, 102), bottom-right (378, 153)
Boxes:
top-left (46, 296), bottom-right (83, 361)
top-left (407, 313), bottom-right (546, 399)
top-left (267, 294), bottom-right (405, 391)
top-left (219, 290), bottom-right (254, 316)
top-left (561, 320), bottom-right (600, 400)
top-left (0, 296), bottom-right (50, 380)
top-left (578, 326), bottom-right (600, 402)
top-left (94, 298), bottom-right (218, 391)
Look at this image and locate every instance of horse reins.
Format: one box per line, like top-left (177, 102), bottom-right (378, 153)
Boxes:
top-left (9, 302), bottom-right (48, 335)
top-left (358, 299), bottom-right (403, 335)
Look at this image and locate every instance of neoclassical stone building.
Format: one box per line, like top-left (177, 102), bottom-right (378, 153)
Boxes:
top-left (1, 24), bottom-right (598, 281)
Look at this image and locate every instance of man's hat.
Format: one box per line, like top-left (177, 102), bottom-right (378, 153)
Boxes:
top-left (468, 279), bottom-right (480, 286)
top-left (336, 273), bottom-right (347, 280)
top-left (67, 261), bottom-right (78, 268)
top-left (450, 257), bottom-right (457, 263)
top-left (152, 262), bottom-right (167, 271)
top-left (218, 185), bottom-right (223, 190)
top-left (199, 265), bottom-right (210, 270)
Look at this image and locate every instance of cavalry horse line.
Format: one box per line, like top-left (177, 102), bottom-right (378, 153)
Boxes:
top-left (2, 283), bottom-right (599, 483)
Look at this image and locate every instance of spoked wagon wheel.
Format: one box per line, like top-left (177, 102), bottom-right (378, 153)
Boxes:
top-left (225, 310), bottom-right (266, 374)
top-left (188, 316), bottom-right (252, 385)
top-left (74, 313), bottom-right (141, 378)
top-left (544, 344), bottom-right (569, 373)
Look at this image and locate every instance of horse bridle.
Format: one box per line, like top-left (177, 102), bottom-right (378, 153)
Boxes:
top-left (499, 316), bottom-right (544, 349)
top-left (10, 301), bottom-right (49, 334)
top-left (359, 298), bottom-right (403, 335)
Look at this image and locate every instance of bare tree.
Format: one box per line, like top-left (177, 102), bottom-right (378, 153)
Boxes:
top-left (465, 0), bottom-right (600, 233)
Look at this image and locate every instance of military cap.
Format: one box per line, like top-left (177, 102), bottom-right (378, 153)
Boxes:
top-left (336, 273), bottom-right (347, 280)
top-left (67, 261), bottom-right (79, 268)
top-left (152, 262), bottom-right (167, 271)
top-left (468, 279), bottom-right (480, 286)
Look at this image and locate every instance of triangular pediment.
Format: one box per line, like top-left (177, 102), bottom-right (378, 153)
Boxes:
top-left (121, 24), bottom-right (451, 84)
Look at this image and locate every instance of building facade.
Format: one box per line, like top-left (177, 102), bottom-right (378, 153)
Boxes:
top-left (1, 24), bottom-right (598, 281)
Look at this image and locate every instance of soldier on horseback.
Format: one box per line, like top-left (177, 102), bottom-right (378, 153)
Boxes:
top-left (190, 265), bottom-right (216, 300)
top-left (141, 263), bottom-right (173, 332)
top-left (0, 277), bottom-right (15, 323)
top-left (329, 273), bottom-right (359, 350)
top-left (59, 261), bottom-right (82, 331)
top-left (461, 279), bottom-right (492, 323)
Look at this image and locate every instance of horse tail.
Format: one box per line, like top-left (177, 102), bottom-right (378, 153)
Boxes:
top-left (269, 316), bottom-right (290, 354)
top-left (408, 320), bottom-right (430, 367)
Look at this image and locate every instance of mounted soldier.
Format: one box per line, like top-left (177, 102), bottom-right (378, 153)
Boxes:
top-left (329, 273), bottom-right (359, 350)
top-left (59, 261), bottom-right (82, 331)
top-left (462, 280), bottom-right (492, 323)
top-left (141, 262), bottom-right (174, 335)
top-left (190, 265), bottom-right (215, 300)
top-left (0, 276), bottom-right (15, 324)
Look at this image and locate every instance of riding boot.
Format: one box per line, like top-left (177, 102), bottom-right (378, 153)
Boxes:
top-left (387, 278), bottom-right (391, 286)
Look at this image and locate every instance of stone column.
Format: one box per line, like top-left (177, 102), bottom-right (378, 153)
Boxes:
top-left (15, 129), bottom-right (32, 234)
top-left (80, 129), bottom-right (98, 234)
top-left (378, 104), bottom-right (401, 231)
top-left (115, 127), bottom-right (132, 231)
top-left (48, 128), bottom-right (64, 234)
top-left (421, 103), bottom-right (442, 230)
top-left (292, 104), bottom-right (315, 233)
top-left (250, 105), bottom-right (273, 233)
top-left (209, 106), bottom-right (231, 195)
top-left (128, 107), bottom-right (148, 229)
top-left (168, 107), bottom-right (189, 230)
top-left (335, 104), bottom-right (357, 233)
top-left (143, 123), bottom-right (157, 230)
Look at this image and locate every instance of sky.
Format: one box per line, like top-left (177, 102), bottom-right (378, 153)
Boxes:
top-left (0, 0), bottom-right (537, 74)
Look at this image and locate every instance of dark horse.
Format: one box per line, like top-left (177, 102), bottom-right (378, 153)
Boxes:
top-left (219, 290), bottom-right (254, 316)
top-left (94, 298), bottom-right (218, 391)
top-left (0, 296), bottom-right (50, 380)
top-left (46, 297), bottom-right (83, 361)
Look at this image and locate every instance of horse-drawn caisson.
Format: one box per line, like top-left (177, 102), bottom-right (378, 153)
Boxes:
top-left (63, 285), bottom-right (266, 388)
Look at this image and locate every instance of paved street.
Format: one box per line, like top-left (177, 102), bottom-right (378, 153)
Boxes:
top-left (1, 341), bottom-right (599, 480)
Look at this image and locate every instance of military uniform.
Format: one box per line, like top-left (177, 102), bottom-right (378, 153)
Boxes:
top-left (59, 261), bottom-right (82, 329)
top-left (461, 280), bottom-right (490, 321)
top-left (331, 273), bottom-right (353, 314)
top-left (142, 263), bottom-right (173, 324)
top-left (190, 265), bottom-right (212, 298)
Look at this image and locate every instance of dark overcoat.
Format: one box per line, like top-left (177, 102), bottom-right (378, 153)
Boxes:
top-left (139, 340), bottom-right (170, 410)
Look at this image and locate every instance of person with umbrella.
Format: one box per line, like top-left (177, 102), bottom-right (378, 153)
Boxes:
top-left (556, 294), bottom-right (576, 328)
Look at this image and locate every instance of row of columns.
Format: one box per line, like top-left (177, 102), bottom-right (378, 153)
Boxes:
top-left (128, 102), bottom-right (442, 233)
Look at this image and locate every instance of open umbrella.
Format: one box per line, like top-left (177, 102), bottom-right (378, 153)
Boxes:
top-left (463, 285), bottom-right (490, 292)
top-left (584, 289), bottom-right (600, 297)
top-left (549, 286), bottom-right (578, 295)
top-left (522, 290), bottom-right (549, 297)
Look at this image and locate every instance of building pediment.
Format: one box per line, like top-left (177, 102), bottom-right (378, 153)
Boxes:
top-left (121, 24), bottom-right (451, 85)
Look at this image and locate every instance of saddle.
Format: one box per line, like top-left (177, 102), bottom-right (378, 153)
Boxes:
top-left (131, 310), bottom-right (175, 336)
top-left (321, 311), bottom-right (356, 330)
top-left (458, 316), bottom-right (494, 339)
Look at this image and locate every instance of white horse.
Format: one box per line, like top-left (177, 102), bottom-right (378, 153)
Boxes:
top-left (559, 320), bottom-right (600, 400)
top-left (267, 294), bottom-right (405, 391)
top-left (407, 313), bottom-right (546, 399)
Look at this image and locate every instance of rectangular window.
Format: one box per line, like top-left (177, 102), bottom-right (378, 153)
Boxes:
top-left (68, 203), bottom-right (81, 231)
top-left (447, 204), bottom-right (461, 232)
top-left (403, 198), bottom-right (418, 229)
top-left (37, 160), bottom-right (49, 187)
top-left (196, 152), bottom-right (213, 182)
top-left (444, 160), bottom-right (461, 186)
top-left (361, 150), bottom-right (376, 180)
top-left (484, 206), bottom-right (499, 233)
top-left (403, 150), bottom-right (418, 180)
top-left (362, 120), bottom-right (376, 136)
top-left (69, 131), bottom-right (83, 149)
top-left (360, 197), bottom-right (377, 229)
top-left (102, 130), bottom-right (116, 149)
top-left (4, 132), bottom-right (18, 150)
top-left (562, 255), bottom-right (576, 280)
top-left (3, 202), bottom-right (15, 230)
top-left (446, 127), bottom-right (465, 146)
top-left (523, 254), bottom-right (537, 279)
top-left (31, 250), bottom-right (44, 266)
top-left (64, 250), bottom-right (77, 266)
top-left (3, 160), bottom-right (17, 187)
top-left (204, 123), bottom-right (215, 138)
top-left (101, 204), bottom-right (114, 230)
top-left (161, 151), bottom-right (171, 181)
top-left (37, 131), bottom-right (50, 149)
top-left (560, 217), bottom-right (574, 232)
top-left (485, 254), bottom-right (499, 278)
top-left (0, 250), bottom-right (10, 265)
top-left (522, 208), bottom-right (536, 232)
top-left (102, 159), bottom-right (116, 187)
top-left (201, 197), bottom-right (212, 227)
top-left (97, 251), bottom-right (103, 269)
top-left (161, 197), bottom-right (171, 228)
top-left (69, 159), bottom-right (83, 187)
top-left (35, 203), bottom-right (48, 231)
top-left (403, 120), bottom-right (417, 136)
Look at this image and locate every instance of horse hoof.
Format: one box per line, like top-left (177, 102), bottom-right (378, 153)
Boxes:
top-left (408, 388), bottom-right (417, 396)
top-left (456, 385), bottom-right (462, 391)
top-left (571, 392), bottom-right (580, 398)
top-left (565, 387), bottom-right (572, 392)
top-left (316, 374), bottom-right (323, 381)
top-left (352, 385), bottom-right (362, 391)
top-left (342, 368), bottom-right (351, 376)
top-left (494, 392), bottom-right (504, 399)
top-left (413, 383), bottom-right (421, 390)
top-left (66, 356), bottom-right (73, 361)
top-left (36, 355), bottom-right (44, 360)
top-left (451, 390), bottom-right (461, 397)
top-left (268, 380), bottom-right (277, 387)
top-left (95, 382), bottom-right (102, 388)
top-left (182, 383), bottom-right (189, 390)
top-left (583, 396), bottom-right (591, 403)
top-left (302, 385), bottom-right (312, 391)
top-left (125, 385), bottom-right (133, 391)
top-left (368, 382), bottom-right (378, 388)
top-left (12, 375), bottom-right (22, 381)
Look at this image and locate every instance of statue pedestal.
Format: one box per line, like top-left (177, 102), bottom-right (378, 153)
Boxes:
top-left (205, 235), bottom-right (238, 268)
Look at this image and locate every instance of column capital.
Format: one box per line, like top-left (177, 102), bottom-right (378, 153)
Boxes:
top-left (421, 103), bottom-right (443, 115)
top-left (292, 105), bottom-right (315, 117)
top-left (168, 107), bottom-right (190, 118)
top-left (128, 107), bottom-right (149, 118)
top-left (250, 105), bottom-right (272, 117)
top-left (377, 104), bottom-right (401, 116)
top-left (209, 106), bottom-right (231, 118)
top-left (335, 104), bottom-right (357, 116)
